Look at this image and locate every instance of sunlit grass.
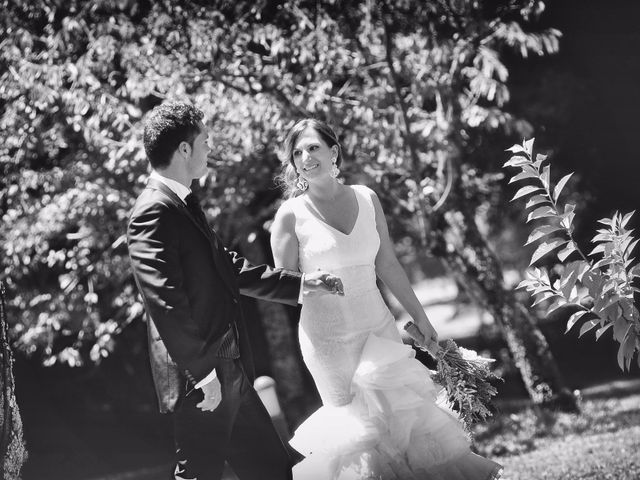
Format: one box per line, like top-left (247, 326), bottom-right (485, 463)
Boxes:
top-left (473, 391), bottom-right (640, 479)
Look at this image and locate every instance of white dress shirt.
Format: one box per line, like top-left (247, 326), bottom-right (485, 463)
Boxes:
top-left (149, 170), bottom-right (191, 202)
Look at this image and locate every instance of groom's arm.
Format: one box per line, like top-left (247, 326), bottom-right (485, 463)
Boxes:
top-left (226, 250), bottom-right (342, 304)
top-left (226, 249), bottom-right (304, 306)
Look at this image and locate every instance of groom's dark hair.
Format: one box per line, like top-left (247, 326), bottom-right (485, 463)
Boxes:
top-left (143, 101), bottom-right (204, 169)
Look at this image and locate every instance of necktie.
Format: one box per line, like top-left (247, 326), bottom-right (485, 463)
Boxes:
top-left (184, 193), bottom-right (210, 234)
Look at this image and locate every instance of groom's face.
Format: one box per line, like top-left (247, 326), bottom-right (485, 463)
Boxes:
top-left (186, 125), bottom-right (211, 180)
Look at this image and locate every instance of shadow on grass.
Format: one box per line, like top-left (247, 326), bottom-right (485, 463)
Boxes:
top-left (473, 386), bottom-right (640, 458)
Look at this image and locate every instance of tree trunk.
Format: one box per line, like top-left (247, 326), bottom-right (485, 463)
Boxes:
top-left (237, 232), bottom-right (309, 428)
top-left (429, 201), bottom-right (579, 412)
top-left (1, 282), bottom-right (27, 479)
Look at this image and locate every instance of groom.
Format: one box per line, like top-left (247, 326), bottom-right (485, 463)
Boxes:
top-left (127, 101), bottom-right (342, 480)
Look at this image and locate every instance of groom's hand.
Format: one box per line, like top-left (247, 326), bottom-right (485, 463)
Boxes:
top-left (197, 376), bottom-right (222, 412)
top-left (303, 270), bottom-right (344, 297)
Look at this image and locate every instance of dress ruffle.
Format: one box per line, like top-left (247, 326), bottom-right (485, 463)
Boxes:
top-left (290, 334), bottom-right (503, 480)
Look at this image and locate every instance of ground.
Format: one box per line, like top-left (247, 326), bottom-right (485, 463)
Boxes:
top-left (15, 277), bottom-right (640, 479)
top-left (475, 382), bottom-right (640, 480)
top-left (72, 381), bottom-right (640, 480)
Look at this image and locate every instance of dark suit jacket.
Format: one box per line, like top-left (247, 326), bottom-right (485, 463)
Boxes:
top-left (127, 178), bottom-right (301, 413)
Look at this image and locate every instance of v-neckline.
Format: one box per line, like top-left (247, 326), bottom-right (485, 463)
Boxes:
top-left (302, 186), bottom-right (360, 237)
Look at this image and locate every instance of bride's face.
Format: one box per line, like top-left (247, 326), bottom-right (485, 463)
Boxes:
top-left (292, 127), bottom-right (337, 182)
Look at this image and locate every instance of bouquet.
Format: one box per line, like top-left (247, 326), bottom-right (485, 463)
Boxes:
top-left (404, 323), bottom-right (502, 430)
top-left (430, 339), bottom-right (502, 429)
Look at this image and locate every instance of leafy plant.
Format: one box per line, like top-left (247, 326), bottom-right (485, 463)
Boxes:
top-left (505, 139), bottom-right (640, 370)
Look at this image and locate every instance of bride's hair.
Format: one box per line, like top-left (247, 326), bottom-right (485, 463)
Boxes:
top-left (276, 119), bottom-right (343, 198)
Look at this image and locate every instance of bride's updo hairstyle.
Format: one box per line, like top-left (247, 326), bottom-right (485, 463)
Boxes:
top-left (277, 119), bottom-right (343, 198)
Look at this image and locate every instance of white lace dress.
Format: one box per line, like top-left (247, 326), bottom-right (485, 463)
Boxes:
top-left (288, 185), bottom-right (503, 480)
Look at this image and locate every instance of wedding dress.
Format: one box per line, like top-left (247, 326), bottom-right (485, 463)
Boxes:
top-left (288, 185), bottom-right (503, 480)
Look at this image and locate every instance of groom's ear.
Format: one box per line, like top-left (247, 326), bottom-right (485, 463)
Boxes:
top-left (178, 140), bottom-right (191, 157)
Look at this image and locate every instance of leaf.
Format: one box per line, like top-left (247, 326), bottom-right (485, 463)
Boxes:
top-left (559, 266), bottom-right (579, 295)
top-left (574, 261), bottom-right (592, 281)
top-left (597, 217), bottom-right (614, 227)
top-left (508, 169), bottom-right (539, 184)
top-left (527, 206), bottom-right (556, 222)
top-left (557, 241), bottom-right (577, 262)
top-left (616, 326), bottom-right (634, 371)
top-left (532, 291), bottom-right (558, 306)
top-left (525, 195), bottom-right (551, 209)
top-left (523, 138), bottom-right (535, 156)
top-left (530, 239), bottom-right (568, 265)
top-left (592, 232), bottom-right (612, 243)
top-left (533, 284), bottom-right (555, 296)
top-left (566, 310), bottom-right (588, 333)
top-left (516, 279), bottom-right (537, 290)
top-left (512, 185), bottom-right (543, 201)
top-left (547, 298), bottom-right (568, 314)
top-left (595, 323), bottom-right (613, 341)
top-left (506, 144), bottom-right (527, 154)
top-left (612, 317), bottom-right (630, 342)
top-left (593, 258), bottom-right (615, 270)
top-left (595, 294), bottom-right (621, 315)
top-left (553, 173), bottom-right (574, 202)
top-left (579, 319), bottom-right (598, 338)
top-left (624, 238), bottom-right (639, 256)
top-left (620, 210), bottom-right (635, 229)
top-left (601, 280), bottom-right (618, 295)
top-left (503, 155), bottom-right (529, 168)
top-left (560, 210), bottom-right (576, 230)
top-left (532, 156), bottom-right (544, 170)
top-left (525, 225), bottom-right (563, 245)
top-left (540, 164), bottom-right (550, 189)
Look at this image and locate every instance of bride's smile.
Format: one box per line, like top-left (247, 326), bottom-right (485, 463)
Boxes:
top-left (292, 128), bottom-right (339, 182)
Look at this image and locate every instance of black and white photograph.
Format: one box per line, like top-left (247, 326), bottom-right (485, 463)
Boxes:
top-left (1, 1), bottom-right (639, 479)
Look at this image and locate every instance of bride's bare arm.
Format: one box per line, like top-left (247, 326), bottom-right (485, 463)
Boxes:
top-left (369, 189), bottom-right (439, 351)
top-left (270, 201), bottom-right (301, 271)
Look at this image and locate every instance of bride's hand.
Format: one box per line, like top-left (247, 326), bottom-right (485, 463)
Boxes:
top-left (404, 318), bottom-right (440, 357)
top-left (303, 270), bottom-right (345, 296)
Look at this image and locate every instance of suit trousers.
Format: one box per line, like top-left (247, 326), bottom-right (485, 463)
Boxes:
top-left (173, 358), bottom-right (292, 480)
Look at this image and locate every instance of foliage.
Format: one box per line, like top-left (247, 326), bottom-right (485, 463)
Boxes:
top-left (505, 139), bottom-right (640, 370)
top-left (1, 0), bottom-right (560, 366)
top-left (430, 339), bottom-right (502, 430)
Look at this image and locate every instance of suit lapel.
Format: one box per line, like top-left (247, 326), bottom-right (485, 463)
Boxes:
top-left (146, 178), bottom-right (238, 297)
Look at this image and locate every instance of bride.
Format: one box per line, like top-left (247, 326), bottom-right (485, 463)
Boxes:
top-left (270, 119), bottom-right (503, 480)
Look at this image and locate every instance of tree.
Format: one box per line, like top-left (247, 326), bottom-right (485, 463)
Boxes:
top-left (1, 282), bottom-right (27, 480)
top-left (1, 0), bottom-right (577, 413)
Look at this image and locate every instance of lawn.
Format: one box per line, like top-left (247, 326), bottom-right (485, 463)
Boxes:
top-left (473, 384), bottom-right (640, 480)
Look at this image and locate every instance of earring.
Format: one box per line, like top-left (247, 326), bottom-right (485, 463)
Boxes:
top-left (330, 161), bottom-right (340, 178)
top-left (296, 177), bottom-right (309, 191)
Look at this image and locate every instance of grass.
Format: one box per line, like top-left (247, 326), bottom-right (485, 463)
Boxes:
top-left (472, 388), bottom-right (640, 480)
